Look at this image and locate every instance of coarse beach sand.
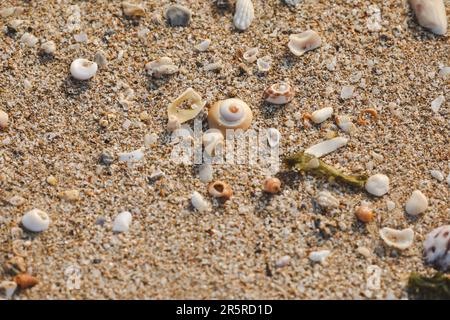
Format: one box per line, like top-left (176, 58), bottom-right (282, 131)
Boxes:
top-left (0, 0), bottom-right (448, 299)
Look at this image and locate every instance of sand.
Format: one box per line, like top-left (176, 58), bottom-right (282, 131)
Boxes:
top-left (0, 0), bottom-right (448, 299)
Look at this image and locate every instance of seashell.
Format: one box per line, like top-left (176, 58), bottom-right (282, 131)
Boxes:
top-left (256, 56), bottom-right (272, 72)
top-left (305, 137), bottom-right (348, 158)
top-left (316, 191), bottom-right (339, 209)
top-left (340, 85), bottom-right (354, 100)
top-left (431, 95), bottom-right (445, 113)
top-left (165, 4), bottom-right (191, 27)
top-left (0, 281), bottom-right (17, 299)
top-left (41, 41), bottom-right (56, 54)
top-left (423, 225), bottom-right (450, 271)
top-left (199, 164), bottom-right (213, 183)
top-left (267, 128), bottom-right (281, 147)
top-left (263, 177), bottom-right (281, 194)
top-left (335, 115), bottom-right (355, 133)
top-left (191, 191), bottom-right (210, 212)
top-left (365, 174), bottom-right (390, 196)
top-left (70, 58), bottom-right (98, 80)
top-left (118, 148), bottom-right (145, 162)
top-left (243, 47), bottom-right (259, 63)
top-left (355, 205), bottom-right (375, 223)
top-left (275, 255), bottom-right (291, 268)
top-left (208, 180), bottom-right (233, 200)
top-left (405, 190), bottom-right (428, 216)
top-left (409, 0), bottom-right (447, 35)
top-left (113, 211), bottom-right (132, 233)
top-left (208, 98), bottom-right (253, 134)
top-left (21, 209), bottom-right (50, 232)
top-left (379, 227), bottom-right (414, 250)
top-left (311, 107), bottom-right (333, 124)
top-left (203, 129), bottom-right (224, 157)
top-left (14, 273), bottom-right (39, 289)
top-left (122, 2), bottom-right (145, 17)
top-left (58, 189), bottom-right (80, 202)
top-left (309, 250), bottom-right (331, 263)
top-left (283, 0), bottom-right (301, 6)
top-left (20, 32), bottom-right (38, 47)
top-left (167, 88), bottom-right (206, 127)
top-left (195, 39), bottom-right (211, 52)
top-left (288, 30), bottom-right (322, 56)
top-left (264, 82), bottom-right (295, 105)
top-left (145, 57), bottom-right (178, 78)
top-left (233, 0), bottom-right (254, 31)
top-left (204, 61), bottom-right (223, 72)
top-left (0, 110), bottom-right (9, 130)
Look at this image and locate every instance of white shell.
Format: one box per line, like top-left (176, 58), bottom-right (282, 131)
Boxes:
top-left (256, 56), bottom-right (272, 72)
top-left (431, 95), bottom-right (445, 113)
top-left (22, 208), bottom-right (50, 232)
top-left (243, 47), bottom-right (259, 63)
top-left (365, 174), bottom-right (390, 196)
top-left (113, 211), bottom-right (132, 233)
top-left (202, 129), bottom-right (224, 156)
top-left (167, 88), bottom-right (206, 124)
top-left (70, 58), bottom-right (98, 80)
top-left (316, 191), bottom-right (339, 209)
top-left (409, 0), bottom-right (447, 35)
top-left (20, 32), bottom-right (38, 47)
top-left (234, 0), bottom-right (254, 31)
top-left (275, 255), bottom-right (291, 268)
top-left (41, 41), bottom-right (56, 54)
top-left (305, 137), bottom-right (348, 158)
top-left (118, 149), bottom-right (144, 162)
top-left (405, 190), bottom-right (428, 216)
top-left (288, 30), bottom-right (322, 56)
top-left (145, 57), bottom-right (178, 78)
top-left (0, 281), bottom-right (17, 299)
top-left (430, 169), bottom-right (444, 181)
top-left (191, 191), bottom-right (209, 212)
top-left (379, 227), bottom-right (414, 250)
top-left (311, 107), bottom-right (333, 124)
top-left (309, 250), bottom-right (331, 263)
top-left (0, 110), bottom-right (9, 130)
top-left (195, 39), bottom-right (211, 52)
top-left (423, 225), bottom-right (450, 271)
top-left (267, 128), bottom-right (281, 147)
top-left (335, 115), bottom-right (355, 133)
top-left (199, 164), bottom-right (213, 183)
top-left (438, 66), bottom-right (450, 78)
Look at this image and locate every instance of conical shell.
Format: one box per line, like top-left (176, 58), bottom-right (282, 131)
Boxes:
top-left (410, 0), bottom-right (447, 35)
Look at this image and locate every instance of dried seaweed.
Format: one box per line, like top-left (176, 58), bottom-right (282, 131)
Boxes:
top-left (407, 272), bottom-right (450, 300)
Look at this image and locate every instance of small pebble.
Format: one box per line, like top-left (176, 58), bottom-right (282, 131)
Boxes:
top-left (275, 255), bottom-right (291, 268)
top-left (118, 149), bottom-right (144, 162)
top-left (0, 281), bottom-right (17, 299)
top-left (309, 250), bottom-right (331, 263)
top-left (41, 40), bottom-right (56, 54)
top-left (46, 175), bottom-right (58, 186)
top-left (100, 151), bottom-right (114, 165)
top-left (165, 4), bottom-right (191, 27)
top-left (58, 189), bottom-right (80, 202)
top-left (112, 211), bottom-right (132, 233)
top-left (74, 32), bottom-right (88, 43)
top-left (122, 2), bottom-right (145, 17)
top-left (191, 191), bottom-right (209, 212)
top-left (20, 32), bottom-right (38, 47)
top-left (430, 169), bottom-right (444, 182)
top-left (386, 200), bottom-right (396, 211)
top-left (22, 209), bottom-right (50, 232)
top-left (340, 86), bottom-right (354, 99)
top-left (405, 190), bottom-right (428, 216)
top-left (14, 273), bottom-right (39, 289)
top-left (0, 110), bottom-right (9, 130)
top-left (316, 191), bottom-right (339, 209)
top-left (365, 174), bottom-right (389, 196)
top-left (311, 107), bottom-right (333, 124)
top-left (144, 133), bottom-right (158, 148)
top-left (356, 246), bottom-right (372, 259)
top-left (199, 164), bottom-right (213, 183)
top-left (195, 39), bottom-right (211, 52)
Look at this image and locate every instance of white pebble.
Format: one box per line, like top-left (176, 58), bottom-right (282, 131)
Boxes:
top-left (275, 255), bottom-right (291, 268)
top-left (70, 58), bottom-right (98, 80)
top-left (316, 191), bottom-right (339, 209)
top-left (431, 95), bottom-right (445, 113)
top-left (405, 190), bottom-right (428, 216)
top-left (309, 250), bottom-right (331, 263)
top-left (305, 137), bottom-right (348, 158)
top-left (21, 208), bottom-right (50, 232)
top-left (74, 32), bottom-right (88, 43)
top-left (311, 107), bottom-right (333, 124)
top-left (365, 174), bottom-right (389, 196)
top-left (20, 32), bottom-right (38, 47)
top-left (195, 39), bottom-right (211, 52)
top-left (199, 164), bottom-right (213, 183)
top-left (386, 200), bottom-right (396, 211)
top-left (113, 211), bottom-right (132, 233)
top-left (118, 149), bottom-right (144, 162)
top-left (191, 191), bottom-right (209, 212)
top-left (340, 85), bottom-right (354, 99)
top-left (430, 169), bottom-right (444, 181)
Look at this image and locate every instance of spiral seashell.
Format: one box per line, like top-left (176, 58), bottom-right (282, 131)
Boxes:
top-left (264, 82), bottom-right (294, 105)
top-left (167, 88), bottom-right (206, 127)
top-left (380, 227), bottom-right (414, 250)
top-left (208, 98), bottom-right (253, 134)
top-left (208, 180), bottom-right (233, 200)
top-left (203, 129), bottom-right (224, 157)
top-left (409, 0), bottom-right (447, 35)
top-left (70, 58), bottom-right (98, 80)
top-left (234, 0), bottom-right (255, 31)
top-left (423, 225), bottom-right (450, 271)
top-left (288, 30), bottom-right (322, 56)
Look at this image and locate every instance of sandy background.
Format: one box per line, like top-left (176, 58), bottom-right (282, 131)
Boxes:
top-left (0, 0), bottom-right (448, 299)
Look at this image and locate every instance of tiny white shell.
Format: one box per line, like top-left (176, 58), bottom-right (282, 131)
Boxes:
top-left (145, 57), bottom-right (178, 78)
top-left (275, 255), bottom-right (291, 268)
top-left (305, 137), bottom-right (348, 158)
top-left (365, 174), bottom-right (390, 196)
top-left (309, 250), bottom-right (331, 263)
top-left (405, 190), bottom-right (428, 216)
top-left (41, 41), bottom-right (56, 54)
top-left (70, 58), bottom-right (98, 80)
top-left (22, 208), bottom-right (50, 232)
top-left (243, 47), bottom-right (259, 63)
top-left (195, 39), bottom-right (211, 52)
top-left (379, 227), bottom-right (414, 250)
top-left (256, 56), bottom-right (272, 72)
top-left (20, 32), bottom-right (38, 47)
top-left (311, 107), bottom-right (333, 124)
top-left (191, 191), bottom-right (209, 212)
top-left (288, 30), bottom-right (322, 56)
top-left (316, 191), bottom-right (339, 209)
top-left (340, 86), bottom-right (354, 100)
top-left (409, 0), bottom-right (447, 35)
top-left (113, 211), bottom-right (132, 233)
top-left (233, 0), bottom-right (255, 31)
top-left (335, 115), bottom-right (355, 133)
top-left (267, 128), bottom-right (281, 147)
top-left (423, 225), bottom-right (450, 271)
top-left (263, 82), bottom-right (294, 105)
top-left (118, 149), bottom-right (144, 162)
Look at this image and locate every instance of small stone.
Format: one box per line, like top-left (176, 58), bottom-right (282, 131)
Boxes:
top-left (74, 32), bottom-right (88, 43)
top-left (316, 191), bottom-right (339, 209)
top-left (122, 2), bottom-right (145, 17)
top-left (14, 273), bottom-right (38, 289)
top-left (58, 189), bottom-right (80, 202)
top-left (275, 255), bottom-right (291, 268)
top-left (309, 250), bottom-right (331, 263)
top-left (430, 170), bottom-right (444, 182)
top-left (386, 200), bottom-right (396, 211)
top-left (365, 174), bottom-right (389, 196)
top-left (94, 50), bottom-right (108, 68)
top-left (0, 110), bottom-right (9, 130)
top-left (195, 39), bottom-right (211, 52)
top-left (405, 190), bottom-right (428, 216)
top-left (41, 41), bottom-right (56, 54)
top-left (431, 95), bottom-right (445, 113)
top-left (357, 247), bottom-right (372, 259)
top-left (23, 79), bottom-right (32, 89)
top-left (20, 32), bottom-right (38, 47)
top-left (165, 4), bottom-right (191, 27)
top-left (99, 151), bottom-right (114, 165)
top-left (191, 191), bottom-right (209, 212)
top-left (113, 211), bottom-right (132, 233)
top-left (46, 175), bottom-right (58, 186)
top-left (340, 86), bottom-right (354, 100)
top-left (118, 149), bottom-right (144, 162)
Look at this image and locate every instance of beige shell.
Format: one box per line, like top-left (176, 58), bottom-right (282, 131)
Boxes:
top-left (409, 0), bottom-right (447, 35)
top-left (145, 57), bottom-right (178, 78)
top-left (167, 88), bottom-right (206, 125)
top-left (263, 177), bottom-right (281, 194)
top-left (208, 180), bottom-right (233, 200)
top-left (379, 227), bottom-right (414, 250)
top-left (122, 2), bottom-right (145, 17)
top-left (264, 82), bottom-right (295, 105)
top-left (203, 129), bottom-right (224, 157)
top-left (288, 30), bottom-right (322, 56)
top-left (234, 0), bottom-right (254, 31)
top-left (207, 98), bottom-right (253, 134)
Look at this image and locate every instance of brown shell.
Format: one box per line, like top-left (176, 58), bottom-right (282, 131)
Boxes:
top-left (208, 180), bottom-right (233, 201)
top-left (207, 99), bottom-right (253, 134)
top-left (355, 206), bottom-right (375, 223)
top-left (14, 273), bottom-right (39, 289)
top-left (263, 83), bottom-right (295, 105)
top-left (263, 177), bottom-right (281, 194)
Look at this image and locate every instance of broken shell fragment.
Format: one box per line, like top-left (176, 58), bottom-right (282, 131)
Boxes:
top-left (264, 82), bottom-right (295, 105)
top-left (288, 30), bottom-right (322, 56)
top-left (0, 110), bottom-right (9, 130)
top-left (311, 107), bottom-right (333, 124)
top-left (167, 88), bottom-right (206, 126)
top-left (113, 211), bottom-right (132, 233)
top-left (423, 225), bottom-right (450, 271)
top-left (21, 209), bottom-right (50, 233)
top-left (256, 56), bottom-right (272, 72)
top-left (409, 0), bottom-right (447, 35)
top-left (195, 39), bottom-right (211, 52)
top-left (70, 58), bottom-right (98, 80)
top-left (380, 227), bottom-right (414, 250)
top-left (191, 191), bottom-right (209, 212)
top-left (243, 47), bottom-right (259, 63)
top-left (122, 2), bottom-right (145, 17)
top-left (208, 181), bottom-right (233, 200)
top-left (305, 137), bottom-right (348, 158)
top-left (309, 250), bottom-right (331, 263)
top-left (316, 191), bottom-right (339, 209)
top-left (263, 177), bottom-right (281, 194)
top-left (234, 0), bottom-right (254, 31)
top-left (208, 98), bottom-right (253, 134)
top-left (145, 57), bottom-right (179, 78)
top-left (118, 149), bottom-right (145, 162)
top-left (284, 0), bottom-right (301, 6)
top-left (405, 190), bottom-right (428, 216)
top-left (41, 41), bottom-right (56, 54)
top-left (365, 174), bottom-right (390, 196)
top-left (335, 115), bottom-right (355, 133)
top-left (267, 128), bottom-right (281, 147)
top-left (203, 129), bottom-right (224, 157)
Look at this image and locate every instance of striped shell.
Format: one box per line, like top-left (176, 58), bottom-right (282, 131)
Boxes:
top-left (264, 82), bottom-right (295, 105)
top-left (234, 0), bottom-right (254, 31)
